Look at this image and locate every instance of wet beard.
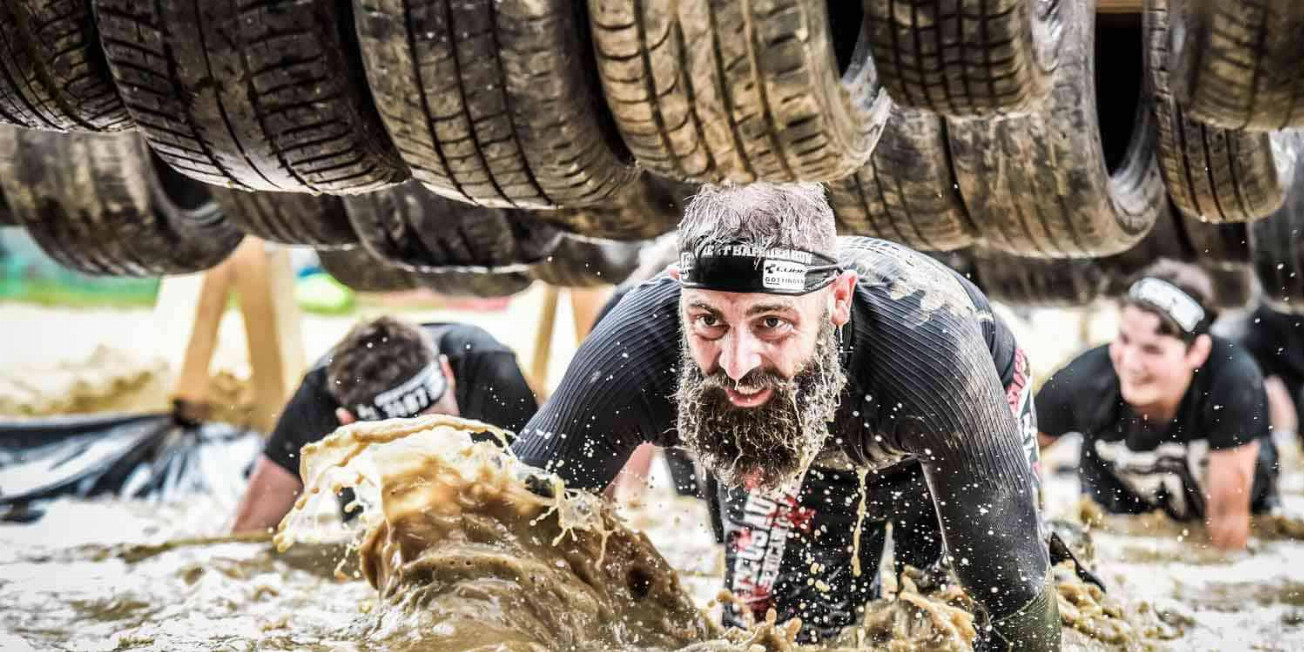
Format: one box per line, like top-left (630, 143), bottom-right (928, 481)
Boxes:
top-left (676, 319), bottom-right (848, 493)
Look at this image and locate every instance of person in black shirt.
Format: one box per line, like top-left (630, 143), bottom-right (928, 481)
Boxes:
top-left (232, 316), bottom-right (536, 533)
top-left (1036, 261), bottom-right (1278, 550)
top-left (512, 183), bottom-right (1058, 650)
top-left (1233, 302), bottom-right (1304, 443)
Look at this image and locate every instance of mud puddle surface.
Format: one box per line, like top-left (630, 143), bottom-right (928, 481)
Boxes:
top-left (3, 417), bottom-right (1304, 650)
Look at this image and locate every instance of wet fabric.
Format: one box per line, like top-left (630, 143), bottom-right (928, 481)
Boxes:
top-left (514, 237), bottom-right (1048, 636)
top-left (1236, 304), bottom-right (1304, 420)
top-left (264, 322), bottom-right (537, 475)
top-left (1035, 339), bottom-right (1275, 518)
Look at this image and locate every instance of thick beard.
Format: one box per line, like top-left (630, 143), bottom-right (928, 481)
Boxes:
top-left (676, 317), bottom-right (847, 493)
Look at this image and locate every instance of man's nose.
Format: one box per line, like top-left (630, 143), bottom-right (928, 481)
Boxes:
top-left (720, 330), bottom-right (764, 382)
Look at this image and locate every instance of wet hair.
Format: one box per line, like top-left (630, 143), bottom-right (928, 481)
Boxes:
top-left (677, 183), bottom-right (836, 259)
top-left (1122, 259), bottom-right (1217, 343)
top-left (326, 316), bottom-right (436, 409)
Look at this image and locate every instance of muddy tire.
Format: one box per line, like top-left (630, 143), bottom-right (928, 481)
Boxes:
top-left (354, 0), bottom-right (635, 208)
top-left (863, 0), bottom-right (1062, 116)
top-left (210, 189), bottom-right (356, 249)
top-left (0, 0), bottom-right (131, 132)
top-left (531, 236), bottom-right (643, 288)
top-left (1169, 0), bottom-right (1304, 131)
top-left (537, 174), bottom-right (694, 241)
top-left (318, 248), bottom-right (417, 292)
top-left (0, 126), bottom-right (243, 275)
top-left (971, 248), bottom-right (1105, 307)
top-left (1179, 214), bottom-right (1250, 268)
top-left (589, 0), bottom-right (889, 184)
top-left (828, 107), bottom-right (975, 251)
top-left (1146, 0), bottom-right (1294, 222)
top-left (1251, 144), bottom-right (1304, 313)
top-left (95, 0), bottom-right (407, 194)
top-left (318, 247), bottom-right (533, 297)
top-left (947, 1), bottom-right (1166, 258)
top-left (344, 181), bottom-right (562, 272)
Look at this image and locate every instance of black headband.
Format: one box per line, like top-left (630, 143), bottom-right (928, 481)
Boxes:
top-left (678, 244), bottom-right (841, 295)
top-left (352, 360), bottom-right (448, 421)
top-left (1127, 278), bottom-right (1210, 337)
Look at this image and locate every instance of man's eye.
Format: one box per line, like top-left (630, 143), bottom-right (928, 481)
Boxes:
top-left (697, 314), bottom-right (719, 328)
top-left (762, 316), bottom-right (784, 329)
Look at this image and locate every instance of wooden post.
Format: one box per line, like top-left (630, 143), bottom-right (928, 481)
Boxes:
top-left (569, 286), bottom-right (612, 344)
top-left (529, 285), bottom-right (561, 400)
top-left (1097, 0), bottom-right (1141, 12)
top-left (229, 240), bottom-right (306, 433)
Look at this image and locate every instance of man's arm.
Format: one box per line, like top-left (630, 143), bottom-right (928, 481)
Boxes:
top-left (1205, 440), bottom-right (1259, 549)
top-left (231, 455), bottom-right (302, 533)
top-left (510, 279), bottom-right (681, 491)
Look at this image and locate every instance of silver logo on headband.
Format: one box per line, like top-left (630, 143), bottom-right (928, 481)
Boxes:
top-left (1129, 278), bottom-right (1205, 333)
top-left (762, 259), bottom-right (807, 291)
top-left (353, 361), bottom-right (447, 421)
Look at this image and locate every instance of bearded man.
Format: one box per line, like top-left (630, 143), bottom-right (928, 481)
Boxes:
top-left (512, 183), bottom-right (1058, 650)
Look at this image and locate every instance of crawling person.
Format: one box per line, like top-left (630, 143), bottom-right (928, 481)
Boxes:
top-left (232, 317), bottom-right (536, 533)
top-left (512, 183), bottom-right (1058, 650)
top-left (1036, 261), bottom-right (1279, 550)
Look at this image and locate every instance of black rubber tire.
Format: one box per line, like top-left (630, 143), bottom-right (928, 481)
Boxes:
top-left (531, 235), bottom-right (644, 288)
top-left (1203, 264), bottom-right (1255, 310)
top-left (1251, 140), bottom-right (1304, 313)
top-left (343, 181), bottom-right (562, 272)
top-left (0, 0), bottom-right (131, 132)
top-left (95, 0), bottom-right (407, 194)
top-left (1145, 0), bottom-right (1293, 223)
top-left (828, 107), bottom-right (976, 251)
top-left (318, 247), bottom-right (417, 292)
top-left (863, 0), bottom-right (1062, 116)
top-left (209, 188), bottom-right (357, 249)
top-left (947, 0), bottom-right (1167, 258)
top-left (318, 246), bottom-right (533, 297)
top-left (353, 0), bottom-right (635, 208)
top-left (1169, 0), bottom-right (1304, 131)
top-left (971, 248), bottom-right (1105, 307)
top-left (589, 0), bottom-right (890, 184)
top-left (536, 174), bottom-right (695, 242)
top-left (0, 126), bottom-right (243, 276)
top-left (1178, 214), bottom-right (1250, 268)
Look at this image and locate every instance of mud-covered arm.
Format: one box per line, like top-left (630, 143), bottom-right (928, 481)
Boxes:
top-left (870, 308), bottom-right (1058, 650)
top-left (510, 280), bottom-right (682, 491)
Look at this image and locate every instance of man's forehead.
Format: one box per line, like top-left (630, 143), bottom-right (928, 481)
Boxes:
top-left (1120, 305), bottom-right (1171, 341)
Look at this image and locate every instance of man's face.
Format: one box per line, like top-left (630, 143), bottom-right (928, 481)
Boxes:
top-left (676, 286), bottom-right (848, 492)
top-left (1109, 305), bottom-right (1201, 409)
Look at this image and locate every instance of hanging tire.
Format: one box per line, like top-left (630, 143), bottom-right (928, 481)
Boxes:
top-left (828, 107), bottom-right (975, 251)
top-left (531, 235), bottom-right (643, 288)
top-left (1251, 141), bottom-right (1304, 313)
top-left (1145, 0), bottom-right (1294, 223)
top-left (210, 188), bottom-right (357, 249)
top-left (588, 0), bottom-right (890, 184)
top-left (947, 0), bottom-right (1166, 258)
top-left (971, 248), bottom-right (1105, 307)
top-left (343, 181), bottom-right (562, 272)
top-left (863, 0), bottom-right (1062, 116)
top-left (318, 247), bottom-right (533, 297)
top-left (0, 0), bottom-right (131, 132)
top-left (0, 126), bottom-right (243, 276)
top-left (96, 0), bottom-right (407, 194)
top-left (353, 0), bottom-right (635, 208)
top-left (536, 173), bottom-right (694, 241)
top-left (318, 248), bottom-right (417, 292)
top-left (1178, 214), bottom-right (1250, 268)
top-left (1169, 0), bottom-right (1304, 131)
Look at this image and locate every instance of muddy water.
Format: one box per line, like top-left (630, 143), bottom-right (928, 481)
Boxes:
top-left (3, 419), bottom-right (1304, 650)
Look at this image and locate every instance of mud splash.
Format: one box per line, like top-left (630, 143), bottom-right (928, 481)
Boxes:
top-left (276, 415), bottom-right (717, 651)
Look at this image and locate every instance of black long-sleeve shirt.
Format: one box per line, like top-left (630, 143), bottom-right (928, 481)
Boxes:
top-left (512, 237), bottom-right (1047, 623)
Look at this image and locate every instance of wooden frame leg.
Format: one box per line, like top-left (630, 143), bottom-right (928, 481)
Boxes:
top-left (229, 240), bottom-right (306, 433)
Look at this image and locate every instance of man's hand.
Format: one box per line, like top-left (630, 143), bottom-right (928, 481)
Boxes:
top-left (1205, 441), bottom-right (1259, 550)
top-left (231, 455), bottom-right (303, 534)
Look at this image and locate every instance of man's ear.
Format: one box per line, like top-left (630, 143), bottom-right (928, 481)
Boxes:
top-left (830, 269), bottom-right (857, 327)
top-left (334, 407), bottom-right (356, 426)
top-left (667, 264), bottom-right (680, 281)
top-left (439, 354), bottom-right (455, 390)
top-left (1187, 333), bottom-right (1213, 369)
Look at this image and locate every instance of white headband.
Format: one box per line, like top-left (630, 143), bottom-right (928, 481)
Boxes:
top-left (1128, 278), bottom-right (1207, 335)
